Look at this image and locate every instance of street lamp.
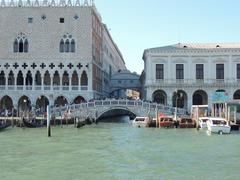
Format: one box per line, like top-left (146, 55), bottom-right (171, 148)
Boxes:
top-left (175, 90), bottom-right (183, 120)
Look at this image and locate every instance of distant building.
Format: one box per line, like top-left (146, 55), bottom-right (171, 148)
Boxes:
top-left (0, 0), bottom-right (126, 113)
top-left (142, 43), bottom-right (240, 111)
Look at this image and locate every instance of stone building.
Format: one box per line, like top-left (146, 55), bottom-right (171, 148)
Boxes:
top-left (143, 43), bottom-right (240, 112)
top-left (0, 0), bottom-right (126, 113)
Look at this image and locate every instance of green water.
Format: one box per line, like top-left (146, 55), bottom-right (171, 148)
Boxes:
top-left (0, 122), bottom-right (240, 180)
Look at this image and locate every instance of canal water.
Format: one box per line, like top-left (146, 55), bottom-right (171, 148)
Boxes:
top-left (0, 118), bottom-right (240, 180)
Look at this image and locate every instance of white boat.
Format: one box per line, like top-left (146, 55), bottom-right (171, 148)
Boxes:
top-left (198, 117), bottom-right (209, 129)
top-left (207, 117), bottom-right (231, 134)
top-left (132, 116), bottom-right (149, 128)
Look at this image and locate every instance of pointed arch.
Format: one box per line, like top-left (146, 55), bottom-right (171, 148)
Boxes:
top-left (36, 95), bottom-right (49, 112)
top-left (62, 71), bottom-right (69, 86)
top-left (54, 96), bottom-right (68, 107)
top-left (18, 95), bottom-right (31, 114)
top-left (70, 39), bottom-right (75, 52)
top-left (0, 71), bottom-right (5, 85)
top-left (71, 71), bottom-right (78, 86)
top-left (19, 39), bottom-right (23, 52)
top-left (35, 71), bottom-right (41, 86)
top-left (60, 39), bottom-right (64, 52)
top-left (24, 39), bottom-right (28, 52)
top-left (0, 95), bottom-right (13, 110)
top-left (44, 71), bottom-right (50, 85)
top-left (81, 71), bottom-right (88, 86)
top-left (17, 71), bottom-right (24, 85)
top-left (26, 70), bottom-right (32, 86)
top-left (8, 71), bottom-right (15, 86)
top-left (73, 96), bottom-right (86, 104)
top-left (14, 39), bottom-right (18, 52)
top-left (65, 39), bottom-right (70, 52)
top-left (53, 71), bottom-right (60, 85)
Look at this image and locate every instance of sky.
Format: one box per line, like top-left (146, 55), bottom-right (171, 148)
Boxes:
top-left (94, 0), bottom-right (240, 74)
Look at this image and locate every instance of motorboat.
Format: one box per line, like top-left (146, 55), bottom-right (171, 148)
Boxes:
top-left (132, 116), bottom-right (149, 128)
top-left (198, 117), bottom-right (209, 129)
top-left (159, 116), bottom-right (174, 128)
top-left (179, 117), bottom-right (196, 128)
top-left (207, 117), bottom-right (231, 134)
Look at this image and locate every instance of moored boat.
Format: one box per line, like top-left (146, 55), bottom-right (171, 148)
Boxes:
top-left (22, 118), bottom-right (44, 128)
top-left (159, 116), bottom-right (174, 128)
top-left (179, 117), bottom-right (196, 128)
top-left (132, 116), bottom-right (149, 128)
top-left (0, 120), bottom-right (11, 131)
top-left (207, 117), bottom-right (231, 134)
top-left (198, 117), bottom-right (209, 129)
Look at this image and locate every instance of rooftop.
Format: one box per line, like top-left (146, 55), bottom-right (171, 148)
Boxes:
top-left (0, 0), bottom-right (94, 7)
top-left (146, 43), bottom-right (240, 51)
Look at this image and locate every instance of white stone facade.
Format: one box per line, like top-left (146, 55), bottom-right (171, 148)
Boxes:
top-left (143, 43), bottom-right (240, 112)
top-left (0, 1), bottom-right (126, 112)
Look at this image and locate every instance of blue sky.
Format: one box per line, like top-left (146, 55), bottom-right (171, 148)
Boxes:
top-left (94, 0), bottom-right (240, 74)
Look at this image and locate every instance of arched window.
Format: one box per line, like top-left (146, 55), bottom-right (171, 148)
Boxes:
top-left (14, 39), bottom-right (18, 52)
top-left (19, 39), bottom-right (23, 53)
top-left (13, 33), bottom-right (29, 53)
top-left (60, 33), bottom-right (75, 53)
top-left (71, 39), bottom-right (75, 52)
top-left (60, 39), bottom-right (64, 53)
top-left (24, 39), bottom-right (28, 53)
top-left (65, 39), bottom-right (70, 52)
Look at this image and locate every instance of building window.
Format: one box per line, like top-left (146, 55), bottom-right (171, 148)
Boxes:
top-left (13, 33), bottom-right (28, 53)
top-left (156, 64), bottom-right (164, 79)
top-left (237, 64), bottom-right (240, 79)
top-left (59, 33), bottom-right (75, 53)
top-left (196, 64), bottom-right (204, 79)
top-left (216, 64), bottom-right (224, 79)
top-left (176, 64), bottom-right (184, 79)
top-left (28, 17), bottom-right (33, 23)
top-left (60, 18), bottom-right (64, 23)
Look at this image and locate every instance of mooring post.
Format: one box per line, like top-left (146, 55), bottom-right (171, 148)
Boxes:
top-left (47, 105), bottom-right (51, 137)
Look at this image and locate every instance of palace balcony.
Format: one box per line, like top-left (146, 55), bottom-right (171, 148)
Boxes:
top-left (145, 79), bottom-right (240, 88)
top-left (0, 85), bottom-right (88, 91)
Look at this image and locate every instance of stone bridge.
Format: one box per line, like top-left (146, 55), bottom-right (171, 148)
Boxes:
top-left (50, 99), bottom-right (187, 121)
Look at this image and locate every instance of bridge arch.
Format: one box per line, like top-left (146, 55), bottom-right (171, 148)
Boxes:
top-left (96, 106), bottom-right (136, 121)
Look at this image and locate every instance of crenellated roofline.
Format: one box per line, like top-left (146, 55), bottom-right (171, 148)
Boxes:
top-left (1, 0), bottom-right (95, 7)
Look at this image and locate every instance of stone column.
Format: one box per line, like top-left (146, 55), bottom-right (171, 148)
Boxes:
top-left (78, 72), bottom-right (81, 91)
top-left (23, 74), bottom-right (26, 90)
top-left (69, 73), bottom-right (72, 91)
top-left (50, 75), bottom-right (53, 91)
top-left (41, 76), bottom-right (44, 91)
top-left (5, 75), bottom-right (8, 90)
top-left (14, 76), bottom-right (17, 91)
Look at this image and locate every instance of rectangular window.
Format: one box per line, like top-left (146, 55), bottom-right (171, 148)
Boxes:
top-left (196, 64), bottom-right (204, 79)
top-left (156, 64), bottom-right (164, 79)
top-left (216, 64), bottom-right (224, 79)
top-left (237, 64), bottom-right (240, 79)
top-left (60, 18), bottom-right (64, 23)
top-left (28, 17), bottom-right (33, 23)
top-left (176, 64), bottom-right (184, 79)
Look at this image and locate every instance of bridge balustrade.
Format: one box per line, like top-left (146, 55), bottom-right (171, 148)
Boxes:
top-left (50, 99), bottom-right (186, 117)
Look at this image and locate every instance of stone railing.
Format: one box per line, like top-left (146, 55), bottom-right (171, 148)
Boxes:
top-left (50, 99), bottom-right (187, 117)
top-left (0, 85), bottom-right (88, 91)
top-left (146, 79), bottom-right (240, 87)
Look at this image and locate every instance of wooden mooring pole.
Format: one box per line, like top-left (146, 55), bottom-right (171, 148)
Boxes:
top-left (47, 105), bottom-right (51, 137)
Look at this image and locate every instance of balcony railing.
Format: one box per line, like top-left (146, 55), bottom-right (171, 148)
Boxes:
top-left (146, 79), bottom-right (240, 87)
top-left (0, 85), bottom-right (89, 91)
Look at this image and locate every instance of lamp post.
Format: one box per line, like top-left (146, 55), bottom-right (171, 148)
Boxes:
top-left (175, 90), bottom-right (183, 120)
